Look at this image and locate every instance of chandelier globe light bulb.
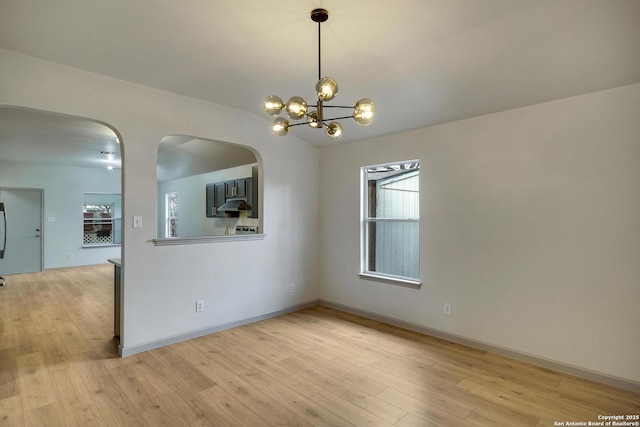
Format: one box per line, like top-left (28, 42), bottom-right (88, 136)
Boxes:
top-left (307, 111), bottom-right (321, 128)
top-left (272, 117), bottom-right (290, 136)
top-left (326, 122), bottom-right (343, 139)
top-left (353, 98), bottom-right (375, 126)
top-left (263, 95), bottom-right (284, 116)
top-left (285, 96), bottom-right (308, 119)
top-left (316, 77), bottom-right (338, 101)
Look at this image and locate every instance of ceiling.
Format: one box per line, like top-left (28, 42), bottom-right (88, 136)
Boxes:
top-left (0, 107), bottom-right (121, 169)
top-left (157, 135), bottom-right (257, 182)
top-left (1, 0), bottom-right (639, 170)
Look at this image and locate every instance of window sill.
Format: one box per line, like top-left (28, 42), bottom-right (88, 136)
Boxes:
top-left (358, 272), bottom-right (421, 289)
top-left (153, 234), bottom-right (265, 246)
top-left (83, 243), bottom-right (121, 248)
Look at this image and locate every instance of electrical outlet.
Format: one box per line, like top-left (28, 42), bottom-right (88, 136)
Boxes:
top-left (196, 300), bottom-right (204, 312)
top-left (68, 252), bottom-right (74, 259)
top-left (444, 303), bottom-right (452, 316)
top-left (290, 283), bottom-right (295, 293)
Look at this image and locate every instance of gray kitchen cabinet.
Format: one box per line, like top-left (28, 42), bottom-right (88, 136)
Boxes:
top-left (205, 182), bottom-right (225, 217)
top-left (206, 168), bottom-right (258, 218)
top-left (248, 166), bottom-right (258, 218)
top-left (225, 179), bottom-right (246, 198)
top-left (245, 178), bottom-right (255, 218)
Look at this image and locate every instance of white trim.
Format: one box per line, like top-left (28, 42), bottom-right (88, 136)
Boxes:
top-left (164, 191), bottom-right (178, 238)
top-left (153, 233), bottom-right (265, 246)
top-left (118, 300), bottom-right (317, 357)
top-left (318, 300), bottom-right (640, 394)
top-left (358, 272), bottom-right (421, 288)
top-left (363, 218), bottom-right (419, 223)
top-left (360, 159), bottom-right (421, 282)
top-left (120, 298), bottom-right (640, 393)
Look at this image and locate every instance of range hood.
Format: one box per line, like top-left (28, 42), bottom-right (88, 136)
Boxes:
top-left (218, 199), bottom-right (251, 213)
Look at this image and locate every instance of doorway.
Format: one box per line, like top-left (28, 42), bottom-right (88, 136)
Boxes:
top-left (0, 188), bottom-right (43, 275)
top-left (0, 106), bottom-right (123, 347)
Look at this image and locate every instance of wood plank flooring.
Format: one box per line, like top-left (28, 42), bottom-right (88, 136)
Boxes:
top-left (0, 264), bottom-right (638, 426)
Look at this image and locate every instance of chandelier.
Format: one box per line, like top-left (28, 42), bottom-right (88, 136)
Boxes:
top-left (263, 8), bottom-right (375, 140)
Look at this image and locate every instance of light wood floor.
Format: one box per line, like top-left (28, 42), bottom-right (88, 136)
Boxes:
top-left (0, 265), bottom-right (638, 426)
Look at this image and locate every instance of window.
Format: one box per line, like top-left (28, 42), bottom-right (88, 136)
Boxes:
top-left (361, 160), bottom-right (420, 284)
top-left (165, 192), bottom-right (178, 237)
top-left (83, 193), bottom-right (121, 246)
top-left (155, 135), bottom-right (260, 243)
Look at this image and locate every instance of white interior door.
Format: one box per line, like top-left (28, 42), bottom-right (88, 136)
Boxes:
top-left (0, 188), bottom-right (43, 275)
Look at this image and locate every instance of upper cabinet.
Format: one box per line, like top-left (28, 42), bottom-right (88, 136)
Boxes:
top-left (205, 182), bottom-right (226, 218)
top-left (225, 179), bottom-right (246, 199)
top-left (206, 166), bottom-right (258, 219)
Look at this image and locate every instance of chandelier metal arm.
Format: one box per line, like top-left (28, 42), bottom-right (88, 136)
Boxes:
top-left (287, 114), bottom-right (355, 128)
top-left (320, 105), bottom-right (356, 109)
top-left (320, 115), bottom-right (355, 122)
top-left (288, 121), bottom-right (318, 128)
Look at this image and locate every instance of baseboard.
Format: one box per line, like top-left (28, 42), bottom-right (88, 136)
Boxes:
top-left (318, 299), bottom-right (640, 394)
top-left (118, 298), bottom-right (639, 393)
top-left (118, 300), bottom-right (318, 357)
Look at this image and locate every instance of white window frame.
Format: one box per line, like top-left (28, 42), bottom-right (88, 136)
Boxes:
top-left (165, 192), bottom-right (178, 238)
top-left (360, 160), bottom-right (421, 287)
top-left (82, 192), bottom-right (121, 247)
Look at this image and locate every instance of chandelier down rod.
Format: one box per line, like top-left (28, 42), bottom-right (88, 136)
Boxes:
top-left (311, 8), bottom-right (328, 80)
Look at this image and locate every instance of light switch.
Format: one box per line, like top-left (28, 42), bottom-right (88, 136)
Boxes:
top-left (133, 215), bottom-right (143, 228)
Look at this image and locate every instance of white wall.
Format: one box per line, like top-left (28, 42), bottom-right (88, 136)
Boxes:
top-left (1, 49), bottom-right (321, 354)
top-left (319, 84), bottom-right (640, 384)
top-left (0, 161), bottom-right (121, 268)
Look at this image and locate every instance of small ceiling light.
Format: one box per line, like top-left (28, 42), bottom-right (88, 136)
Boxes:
top-left (263, 8), bottom-right (375, 140)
